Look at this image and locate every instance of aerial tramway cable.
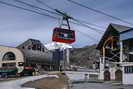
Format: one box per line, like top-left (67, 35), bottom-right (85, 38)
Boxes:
top-left (13, 0), bottom-right (104, 39)
top-left (14, 0), bottom-right (60, 16)
top-left (0, 1), bottom-right (100, 42)
top-left (35, 0), bottom-right (105, 32)
top-left (0, 1), bottom-right (59, 20)
top-left (14, 0), bottom-right (104, 34)
top-left (67, 0), bottom-right (133, 26)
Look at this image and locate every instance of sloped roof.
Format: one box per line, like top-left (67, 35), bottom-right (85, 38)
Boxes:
top-left (96, 23), bottom-right (133, 50)
top-left (17, 39), bottom-right (47, 50)
top-left (111, 23), bottom-right (132, 32)
top-left (17, 39), bottom-right (40, 48)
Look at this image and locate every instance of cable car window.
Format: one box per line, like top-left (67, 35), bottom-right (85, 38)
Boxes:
top-left (59, 33), bottom-right (67, 38)
top-left (58, 32), bottom-right (74, 40)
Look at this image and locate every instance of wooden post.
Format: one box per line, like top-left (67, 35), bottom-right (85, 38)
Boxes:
top-left (103, 47), bottom-right (105, 64)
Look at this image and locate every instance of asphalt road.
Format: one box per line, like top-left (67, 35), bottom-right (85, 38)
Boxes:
top-left (71, 82), bottom-right (133, 89)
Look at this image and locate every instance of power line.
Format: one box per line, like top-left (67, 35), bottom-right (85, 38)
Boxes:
top-left (0, 1), bottom-right (100, 41)
top-left (35, 0), bottom-right (56, 11)
top-left (67, 0), bottom-right (133, 26)
top-left (17, 0), bottom-right (99, 43)
top-left (65, 20), bottom-right (102, 41)
top-left (72, 18), bottom-right (104, 29)
top-left (14, 0), bottom-right (104, 33)
top-left (76, 29), bottom-right (98, 41)
top-left (14, 0), bottom-right (60, 16)
top-left (14, 0), bottom-right (104, 32)
top-left (0, 1), bottom-right (59, 20)
top-left (35, 0), bottom-right (104, 33)
top-left (70, 20), bottom-right (104, 34)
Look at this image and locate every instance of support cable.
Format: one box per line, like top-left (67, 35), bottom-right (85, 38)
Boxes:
top-left (14, 0), bottom-right (60, 16)
top-left (35, 0), bottom-right (105, 31)
top-left (67, 0), bottom-right (133, 26)
top-left (0, 1), bottom-right (59, 20)
top-left (0, 1), bottom-right (100, 41)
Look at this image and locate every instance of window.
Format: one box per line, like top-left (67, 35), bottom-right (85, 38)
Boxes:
top-left (2, 52), bottom-right (16, 61)
top-left (129, 54), bottom-right (133, 62)
top-left (125, 66), bottom-right (133, 73)
top-left (2, 63), bottom-right (16, 67)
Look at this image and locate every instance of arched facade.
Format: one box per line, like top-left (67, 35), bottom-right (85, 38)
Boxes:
top-left (0, 46), bottom-right (24, 68)
top-left (2, 52), bottom-right (16, 61)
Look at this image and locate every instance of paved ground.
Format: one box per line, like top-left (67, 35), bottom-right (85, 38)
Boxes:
top-left (0, 74), bottom-right (59, 89)
top-left (22, 73), bottom-right (69, 89)
top-left (71, 82), bottom-right (133, 89)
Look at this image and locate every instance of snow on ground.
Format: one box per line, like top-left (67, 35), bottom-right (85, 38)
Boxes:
top-left (0, 74), bottom-right (59, 89)
top-left (65, 71), bottom-right (89, 81)
top-left (65, 71), bottom-right (99, 82)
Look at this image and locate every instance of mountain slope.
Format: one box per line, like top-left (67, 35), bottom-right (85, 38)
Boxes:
top-left (70, 44), bottom-right (100, 69)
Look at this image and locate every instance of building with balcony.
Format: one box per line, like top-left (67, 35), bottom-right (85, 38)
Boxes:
top-left (97, 23), bottom-right (133, 84)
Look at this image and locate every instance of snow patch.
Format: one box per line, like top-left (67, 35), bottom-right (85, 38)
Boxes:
top-left (65, 71), bottom-right (89, 81)
top-left (45, 42), bottom-right (72, 50)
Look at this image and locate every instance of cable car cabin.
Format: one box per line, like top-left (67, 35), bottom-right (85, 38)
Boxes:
top-left (52, 27), bottom-right (75, 44)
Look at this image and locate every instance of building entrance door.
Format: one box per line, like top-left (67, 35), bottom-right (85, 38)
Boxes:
top-left (115, 70), bottom-right (122, 81)
top-left (104, 70), bottom-right (110, 81)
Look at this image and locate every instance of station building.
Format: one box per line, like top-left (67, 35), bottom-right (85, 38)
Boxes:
top-left (0, 39), bottom-right (61, 72)
top-left (97, 23), bottom-right (133, 84)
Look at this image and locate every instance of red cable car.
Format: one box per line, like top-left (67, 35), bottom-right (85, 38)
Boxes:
top-left (52, 27), bottom-right (75, 44)
top-left (52, 14), bottom-right (76, 44)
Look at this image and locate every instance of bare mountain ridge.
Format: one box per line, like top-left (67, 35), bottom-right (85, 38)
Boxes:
top-left (70, 44), bottom-right (100, 69)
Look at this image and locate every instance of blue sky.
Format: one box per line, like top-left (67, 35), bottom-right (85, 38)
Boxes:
top-left (0, 0), bottom-right (133, 48)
